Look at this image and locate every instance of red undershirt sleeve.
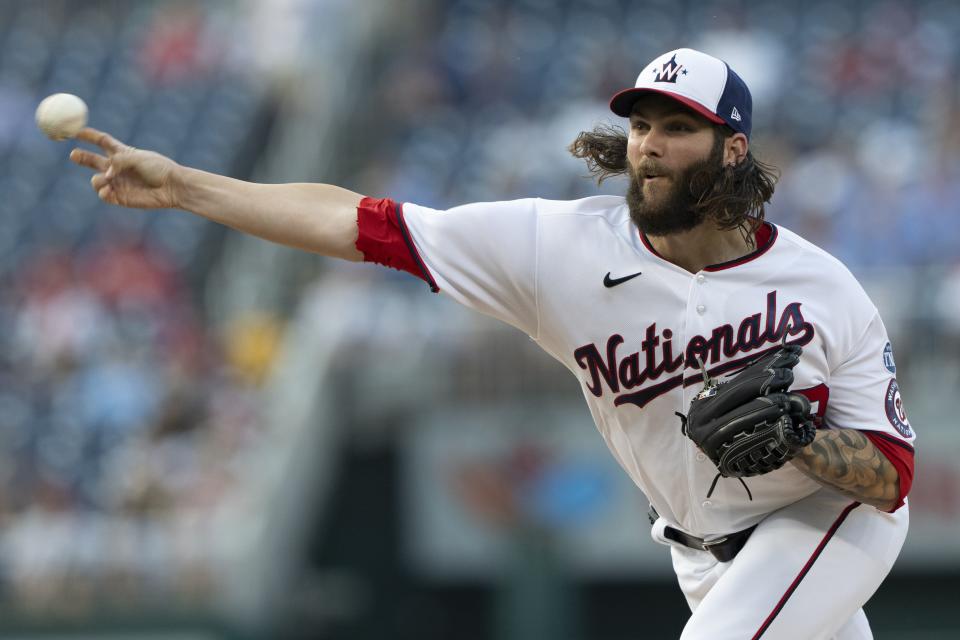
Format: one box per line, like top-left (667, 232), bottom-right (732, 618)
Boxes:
top-left (862, 430), bottom-right (914, 512)
top-left (355, 196), bottom-right (438, 291)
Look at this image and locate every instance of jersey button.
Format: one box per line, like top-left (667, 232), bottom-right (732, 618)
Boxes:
top-left (702, 500), bottom-right (713, 508)
top-left (697, 274), bottom-right (706, 284)
top-left (696, 304), bottom-right (706, 314)
top-left (696, 453), bottom-right (706, 461)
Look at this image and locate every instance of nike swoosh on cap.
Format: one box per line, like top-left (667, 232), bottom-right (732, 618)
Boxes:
top-left (604, 271), bottom-right (642, 288)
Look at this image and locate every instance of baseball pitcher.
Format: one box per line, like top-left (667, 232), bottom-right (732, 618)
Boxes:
top-left (70, 48), bottom-right (914, 640)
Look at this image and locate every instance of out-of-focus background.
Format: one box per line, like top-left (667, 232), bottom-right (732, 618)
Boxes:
top-left (0, 0), bottom-right (957, 638)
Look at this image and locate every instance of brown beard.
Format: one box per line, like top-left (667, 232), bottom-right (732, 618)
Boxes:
top-left (625, 137), bottom-right (725, 236)
top-left (569, 124), bottom-right (779, 235)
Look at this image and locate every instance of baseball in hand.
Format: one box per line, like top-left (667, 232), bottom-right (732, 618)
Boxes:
top-left (36, 93), bottom-right (89, 140)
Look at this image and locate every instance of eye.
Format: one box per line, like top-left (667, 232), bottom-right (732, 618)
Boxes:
top-left (668, 122), bottom-right (694, 132)
top-left (631, 120), bottom-right (649, 132)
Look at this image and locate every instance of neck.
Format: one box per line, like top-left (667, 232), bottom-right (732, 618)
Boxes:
top-left (646, 224), bottom-right (753, 273)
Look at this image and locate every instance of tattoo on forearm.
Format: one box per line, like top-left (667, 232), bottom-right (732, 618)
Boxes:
top-left (790, 429), bottom-right (900, 511)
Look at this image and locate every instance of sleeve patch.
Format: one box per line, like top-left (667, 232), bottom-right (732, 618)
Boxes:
top-left (884, 379), bottom-right (913, 438)
top-left (882, 342), bottom-right (896, 374)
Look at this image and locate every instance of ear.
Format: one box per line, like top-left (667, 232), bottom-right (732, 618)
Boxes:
top-left (723, 132), bottom-right (748, 167)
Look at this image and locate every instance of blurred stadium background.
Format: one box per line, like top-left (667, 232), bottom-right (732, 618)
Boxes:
top-left (0, 0), bottom-right (958, 638)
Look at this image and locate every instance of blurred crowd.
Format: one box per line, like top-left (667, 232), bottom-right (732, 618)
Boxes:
top-left (0, 1), bottom-right (275, 613)
top-left (371, 0), bottom-right (960, 269)
top-left (0, 235), bottom-right (274, 612)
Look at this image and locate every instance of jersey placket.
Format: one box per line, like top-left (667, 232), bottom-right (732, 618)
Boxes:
top-left (682, 270), bottom-right (715, 532)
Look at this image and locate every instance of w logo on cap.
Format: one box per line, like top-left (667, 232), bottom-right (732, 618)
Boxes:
top-left (654, 54), bottom-right (684, 83)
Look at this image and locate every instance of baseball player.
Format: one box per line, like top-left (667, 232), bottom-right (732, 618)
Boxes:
top-left (70, 48), bottom-right (914, 639)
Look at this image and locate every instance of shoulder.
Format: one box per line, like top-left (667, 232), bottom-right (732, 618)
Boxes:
top-left (773, 225), bottom-right (842, 265)
top-left (402, 196), bottom-right (630, 238)
top-left (405, 195), bottom-right (627, 220)
top-left (772, 225), bottom-right (880, 352)
top-left (773, 225), bottom-right (870, 296)
top-left (533, 196), bottom-right (633, 237)
top-left (533, 195), bottom-right (628, 221)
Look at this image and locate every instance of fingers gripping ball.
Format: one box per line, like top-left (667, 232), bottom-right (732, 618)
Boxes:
top-left (680, 344), bottom-right (816, 478)
top-left (36, 93), bottom-right (88, 141)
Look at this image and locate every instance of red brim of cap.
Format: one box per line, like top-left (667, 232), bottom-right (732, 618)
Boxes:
top-left (609, 88), bottom-right (726, 125)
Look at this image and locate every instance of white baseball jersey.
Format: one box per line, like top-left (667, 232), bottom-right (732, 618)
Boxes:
top-left (355, 194), bottom-right (915, 638)
top-left (359, 194), bottom-right (914, 533)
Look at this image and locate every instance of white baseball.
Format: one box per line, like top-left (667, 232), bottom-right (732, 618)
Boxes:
top-left (35, 93), bottom-right (89, 140)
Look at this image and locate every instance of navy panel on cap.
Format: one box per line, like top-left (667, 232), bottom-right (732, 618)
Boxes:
top-left (716, 64), bottom-right (752, 139)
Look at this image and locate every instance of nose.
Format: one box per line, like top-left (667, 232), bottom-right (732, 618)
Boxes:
top-left (638, 127), bottom-right (665, 158)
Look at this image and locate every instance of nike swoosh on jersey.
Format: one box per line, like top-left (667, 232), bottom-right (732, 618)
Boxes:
top-left (603, 271), bottom-right (643, 288)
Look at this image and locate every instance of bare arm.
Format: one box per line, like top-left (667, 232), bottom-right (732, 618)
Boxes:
top-left (176, 169), bottom-right (363, 260)
top-left (69, 128), bottom-right (364, 261)
top-left (790, 428), bottom-right (900, 511)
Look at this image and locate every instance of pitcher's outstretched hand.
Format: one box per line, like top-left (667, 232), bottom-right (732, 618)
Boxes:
top-left (70, 127), bottom-right (182, 209)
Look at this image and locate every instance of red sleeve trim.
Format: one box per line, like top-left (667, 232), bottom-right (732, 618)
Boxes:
top-left (863, 431), bottom-right (915, 512)
top-left (355, 197), bottom-right (438, 292)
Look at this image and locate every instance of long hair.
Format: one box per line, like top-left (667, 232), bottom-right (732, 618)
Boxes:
top-left (568, 123), bottom-right (780, 235)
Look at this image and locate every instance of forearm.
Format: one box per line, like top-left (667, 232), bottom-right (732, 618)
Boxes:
top-left (790, 428), bottom-right (900, 511)
top-left (175, 167), bottom-right (364, 261)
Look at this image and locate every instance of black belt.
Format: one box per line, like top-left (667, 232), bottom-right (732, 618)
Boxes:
top-left (663, 524), bottom-right (756, 562)
top-left (650, 506), bottom-right (757, 563)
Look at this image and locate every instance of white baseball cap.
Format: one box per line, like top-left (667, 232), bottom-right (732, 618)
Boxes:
top-left (610, 48), bottom-right (753, 139)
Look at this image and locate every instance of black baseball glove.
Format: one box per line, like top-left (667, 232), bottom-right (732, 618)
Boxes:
top-left (678, 344), bottom-right (817, 488)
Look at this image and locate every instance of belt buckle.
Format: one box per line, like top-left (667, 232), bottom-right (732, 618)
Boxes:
top-left (701, 536), bottom-right (729, 550)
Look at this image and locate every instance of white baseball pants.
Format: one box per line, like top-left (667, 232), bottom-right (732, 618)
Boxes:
top-left (651, 490), bottom-right (909, 639)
